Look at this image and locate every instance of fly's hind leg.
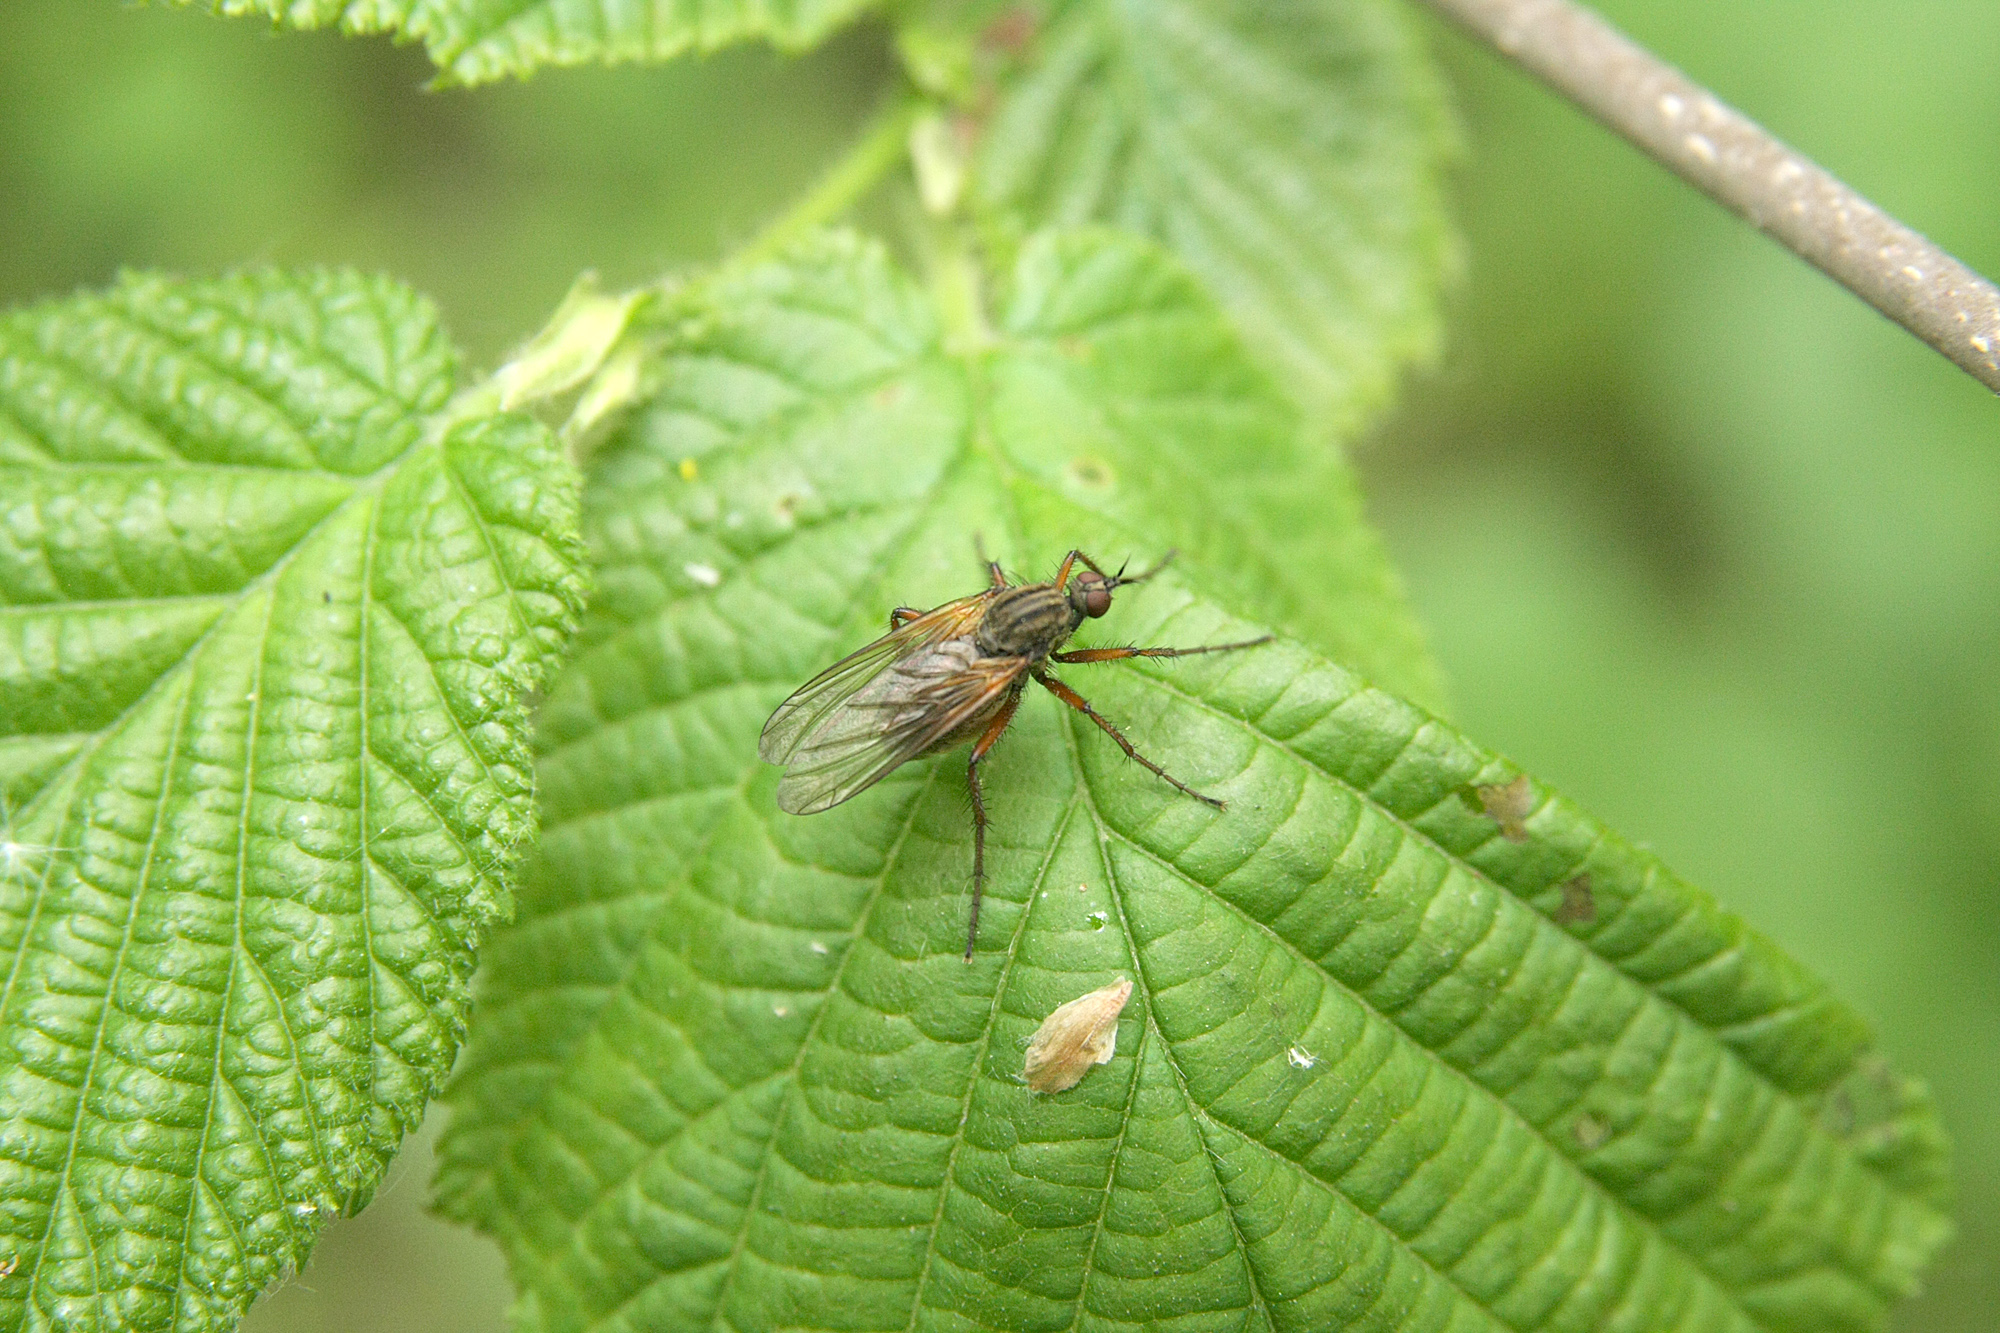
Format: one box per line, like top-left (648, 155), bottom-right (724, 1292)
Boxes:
top-left (963, 688), bottom-right (1024, 961)
top-left (1033, 669), bottom-right (1224, 809)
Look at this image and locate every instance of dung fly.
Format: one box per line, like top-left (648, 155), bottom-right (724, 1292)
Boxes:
top-left (758, 549), bottom-right (1270, 958)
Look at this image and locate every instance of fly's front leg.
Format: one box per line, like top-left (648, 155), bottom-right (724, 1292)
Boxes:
top-left (1032, 669), bottom-right (1223, 809)
top-left (963, 687), bottom-right (1024, 961)
top-left (890, 607), bottom-right (925, 629)
top-left (1051, 636), bottom-right (1272, 665)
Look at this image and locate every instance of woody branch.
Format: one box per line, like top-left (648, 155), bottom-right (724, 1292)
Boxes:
top-left (1417, 0), bottom-right (2000, 395)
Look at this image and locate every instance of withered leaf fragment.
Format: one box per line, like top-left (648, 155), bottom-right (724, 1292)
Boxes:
top-left (1024, 978), bottom-right (1134, 1094)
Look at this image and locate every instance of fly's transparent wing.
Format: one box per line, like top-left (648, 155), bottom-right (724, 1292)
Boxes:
top-left (759, 596), bottom-right (989, 764)
top-left (762, 606), bottom-right (1026, 813)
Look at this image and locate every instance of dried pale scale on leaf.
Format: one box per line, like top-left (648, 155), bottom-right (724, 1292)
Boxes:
top-left (1023, 978), bottom-right (1133, 1094)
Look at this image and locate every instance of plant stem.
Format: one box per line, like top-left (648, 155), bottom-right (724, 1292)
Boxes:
top-left (1418, 0), bottom-right (2000, 395)
top-left (726, 92), bottom-right (923, 275)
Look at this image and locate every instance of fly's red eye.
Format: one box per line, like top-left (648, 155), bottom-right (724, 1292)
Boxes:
top-left (1084, 586), bottom-right (1112, 617)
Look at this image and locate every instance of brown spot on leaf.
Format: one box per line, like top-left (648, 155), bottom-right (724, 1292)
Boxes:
top-left (1573, 1111), bottom-right (1612, 1151)
top-left (1024, 978), bottom-right (1132, 1094)
top-left (1556, 874), bottom-right (1596, 924)
top-left (1475, 774), bottom-right (1535, 842)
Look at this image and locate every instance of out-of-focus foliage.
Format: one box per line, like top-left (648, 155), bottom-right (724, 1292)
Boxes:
top-left (956, 0), bottom-right (1456, 433)
top-left (0, 1), bottom-right (1992, 1331)
top-left (175, 0), bottom-right (879, 84)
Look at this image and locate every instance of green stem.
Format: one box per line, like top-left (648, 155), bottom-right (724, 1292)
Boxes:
top-left (926, 214), bottom-right (992, 352)
top-left (724, 92), bottom-right (924, 276)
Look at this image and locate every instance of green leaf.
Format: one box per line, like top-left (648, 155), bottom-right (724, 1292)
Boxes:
top-left (435, 230), bottom-right (1948, 1332)
top-left (958, 0), bottom-right (1456, 433)
top-left (178, 0), bottom-right (875, 85)
top-left (0, 269), bottom-right (587, 1331)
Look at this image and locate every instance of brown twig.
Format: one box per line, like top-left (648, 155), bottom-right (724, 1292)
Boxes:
top-left (1419, 0), bottom-right (2000, 395)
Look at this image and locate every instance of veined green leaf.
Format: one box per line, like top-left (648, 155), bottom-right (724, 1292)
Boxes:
top-left (177, 0), bottom-right (875, 85)
top-left (434, 230), bottom-right (1947, 1332)
top-left (0, 269), bottom-right (587, 1332)
top-left (957, 0), bottom-right (1456, 434)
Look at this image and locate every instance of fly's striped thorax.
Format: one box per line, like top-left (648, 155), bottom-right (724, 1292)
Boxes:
top-left (974, 585), bottom-right (1080, 660)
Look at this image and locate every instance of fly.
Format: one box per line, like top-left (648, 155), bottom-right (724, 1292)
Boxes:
top-left (757, 548), bottom-right (1271, 959)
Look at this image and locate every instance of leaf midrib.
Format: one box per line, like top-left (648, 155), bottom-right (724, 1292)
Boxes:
top-left (693, 761), bottom-right (940, 1333)
top-left (901, 803), bottom-right (1081, 1333)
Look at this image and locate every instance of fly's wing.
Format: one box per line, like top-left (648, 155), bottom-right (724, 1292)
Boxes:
top-left (760, 598), bottom-right (1024, 814)
top-left (759, 596), bottom-right (989, 764)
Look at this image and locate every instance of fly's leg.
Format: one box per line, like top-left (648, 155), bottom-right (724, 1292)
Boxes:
top-left (890, 607), bottom-right (925, 629)
top-left (1051, 636), bottom-right (1272, 665)
top-left (1032, 669), bottom-right (1223, 809)
top-left (963, 687), bottom-right (1024, 961)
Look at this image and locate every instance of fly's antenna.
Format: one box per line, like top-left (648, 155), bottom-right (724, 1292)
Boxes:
top-left (1115, 549), bottom-right (1177, 588)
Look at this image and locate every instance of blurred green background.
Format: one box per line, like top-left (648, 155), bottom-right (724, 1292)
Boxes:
top-left (1, 1), bottom-right (1992, 1329)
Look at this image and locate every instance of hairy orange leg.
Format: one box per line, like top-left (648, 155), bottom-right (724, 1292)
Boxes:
top-left (1032, 670), bottom-right (1222, 809)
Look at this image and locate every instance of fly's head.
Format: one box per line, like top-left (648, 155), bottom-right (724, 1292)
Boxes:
top-left (1062, 549), bottom-right (1172, 630)
top-left (1068, 569), bottom-right (1115, 621)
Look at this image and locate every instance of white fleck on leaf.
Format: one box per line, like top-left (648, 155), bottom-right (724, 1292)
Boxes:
top-left (684, 562), bottom-right (723, 587)
top-left (1024, 978), bottom-right (1134, 1094)
top-left (1287, 1045), bottom-right (1317, 1070)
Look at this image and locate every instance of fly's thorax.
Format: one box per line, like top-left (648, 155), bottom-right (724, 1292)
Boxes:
top-left (974, 584), bottom-right (1079, 659)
